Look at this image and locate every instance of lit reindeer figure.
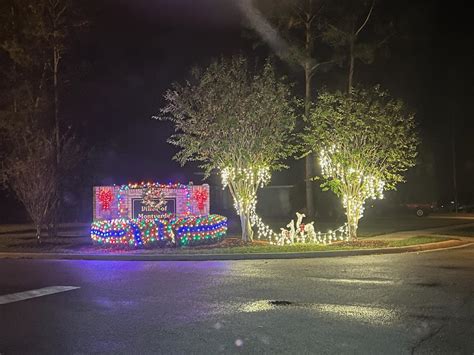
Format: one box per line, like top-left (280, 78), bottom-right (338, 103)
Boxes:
top-left (276, 212), bottom-right (348, 245)
top-left (278, 222), bottom-right (295, 245)
top-left (286, 219), bottom-right (296, 244)
top-left (279, 228), bottom-right (289, 245)
top-left (304, 222), bottom-right (316, 243)
top-left (295, 212), bottom-right (305, 242)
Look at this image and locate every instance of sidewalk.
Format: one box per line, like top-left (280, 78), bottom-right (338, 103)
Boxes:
top-left (366, 221), bottom-right (474, 241)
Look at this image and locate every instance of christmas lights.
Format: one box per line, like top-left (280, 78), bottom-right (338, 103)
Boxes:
top-left (219, 166), bottom-right (347, 245)
top-left (221, 165), bottom-right (275, 241)
top-left (116, 182), bottom-right (193, 218)
top-left (193, 188), bottom-right (208, 214)
top-left (270, 212), bottom-right (349, 245)
top-left (319, 145), bottom-right (385, 238)
top-left (91, 214), bottom-right (227, 248)
top-left (97, 188), bottom-right (113, 211)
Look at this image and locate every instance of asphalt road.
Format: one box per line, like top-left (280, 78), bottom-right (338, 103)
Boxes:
top-left (0, 246), bottom-right (473, 354)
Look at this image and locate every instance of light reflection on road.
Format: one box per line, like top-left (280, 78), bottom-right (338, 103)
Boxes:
top-left (210, 299), bottom-right (399, 326)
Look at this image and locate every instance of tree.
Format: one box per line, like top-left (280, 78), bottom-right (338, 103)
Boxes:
top-left (1, 0), bottom-right (86, 161)
top-left (240, 0), bottom-right (332, 217)
top-left (158, 56), bottom-right (297, 241)
top-left (1, 118), bottom-right (82, 242)
top-left (0, 0), bottom-right (87, 234)
top-left (321, 0), bottom-right (392, 92)
top-left (303, 86), bottom-right (418, 239)
top-left (2, 133), bottom-right (56, 242)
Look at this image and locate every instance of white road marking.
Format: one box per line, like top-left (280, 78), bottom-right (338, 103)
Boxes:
top-left (0, 286), bottom-right (80, 305)
top-left (310, 277), bottom-right (396, 285)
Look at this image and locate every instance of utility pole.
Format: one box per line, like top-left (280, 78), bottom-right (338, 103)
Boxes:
top-left (451, 118), bottom-right (458, 213)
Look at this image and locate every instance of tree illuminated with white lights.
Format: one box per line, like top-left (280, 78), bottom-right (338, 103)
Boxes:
top-left (304, 86), bottom-right (419, 239)
top-left (159, 56), bottom-right (297, 241)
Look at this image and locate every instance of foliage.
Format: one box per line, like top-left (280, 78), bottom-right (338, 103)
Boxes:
top-left (158, 56), bottom-right (297, 241)
top-left (0, 0), bottom-right (86, 96)
top-left (320, 0), bottom-right (393, 91)
top-left (303, 86), bottom-right (419, 238)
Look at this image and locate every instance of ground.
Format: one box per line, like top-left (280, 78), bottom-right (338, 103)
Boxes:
top-left (0, 245), bottom-right (473, 354)
top-left (1, 215), bottom-right (473, 353)
top-left (0, 215), bottom-right (472, 254)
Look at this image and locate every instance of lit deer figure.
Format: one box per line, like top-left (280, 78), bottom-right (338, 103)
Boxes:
top-left (304, 222), bottom-right (316, 243)
top-left (295, 212), bottom-right (306, 242)
top-left (286, 219), bottom-right (296, 243)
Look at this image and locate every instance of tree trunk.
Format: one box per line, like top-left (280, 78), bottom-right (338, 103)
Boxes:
top-left (304, 63), bottom-right (315, 217)
top-left (36, 224), bottom-right (42, 244)
top-left (53, 46), bottom-right (60, 165)
top-left (348, 38), bottom-right (355, 93)
top-left (51, 45), bottom-right (61, 237)
top-left (345, 199), bottom-right (359, 240)
top-left (451, 121), bottom-right (458, 213)
top-left (303, 10), bottom-right (315, 218)
top-left (240, 211), bottom-right (253, 242)
top-left (11, 6), bottom-right (18, 114)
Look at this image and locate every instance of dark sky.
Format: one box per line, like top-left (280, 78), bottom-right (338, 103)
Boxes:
top-left (67, 0), bottom-right (250, 185)
top-left (2, 0), bottom-right (473, 222)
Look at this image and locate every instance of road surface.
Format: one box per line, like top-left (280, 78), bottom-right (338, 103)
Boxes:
top-left (1, 246), bottom-right (473, 354)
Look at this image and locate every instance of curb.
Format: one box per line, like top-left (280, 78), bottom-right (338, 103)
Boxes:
top-left (0, 240), bottom-right (471, 262)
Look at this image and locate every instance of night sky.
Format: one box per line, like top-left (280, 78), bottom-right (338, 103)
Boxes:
top-left (1, 0), bottom-right (473, 221)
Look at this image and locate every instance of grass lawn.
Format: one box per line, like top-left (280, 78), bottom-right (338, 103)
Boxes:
top-left (246, 215), bottom-right (473, 238)
top-left (357, 216), bottom-right (473, 237)
top-left (151, 236), bottom-right (453, 254)
top-left (0, 235), bottom-right (454, 254)
top-left (437, 226), bottom-right (474, 237)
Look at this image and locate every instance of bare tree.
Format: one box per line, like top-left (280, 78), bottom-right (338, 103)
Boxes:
top-left (2, 133), bottom-right (56, 242)
top-left (44, 0), bottom-right (87, 164)
top-left (1, 114), bottom-right (83, 242)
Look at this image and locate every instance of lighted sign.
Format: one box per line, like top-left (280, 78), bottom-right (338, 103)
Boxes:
top-left (131, 197), bottom-right (176, 219)
top-left (93, 183), bottom-right (210, 221)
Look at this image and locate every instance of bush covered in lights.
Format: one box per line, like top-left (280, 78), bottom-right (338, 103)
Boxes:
top-left (303, 86), bottom-right (419, 239)
top-left (91, 214), bottom-right (227, 248)
top-left (158, 55), bottom-right (297, 242)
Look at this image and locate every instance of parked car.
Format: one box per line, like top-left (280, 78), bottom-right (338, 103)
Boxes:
top-left (436, 201), bottom-right (474, 213)
top-left (404, 202), bottom-right (436, 217)
top-left (458, 204), bottom-right (474, 213)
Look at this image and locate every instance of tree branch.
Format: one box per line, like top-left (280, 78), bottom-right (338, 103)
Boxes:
top-left (355, 0), bottom-right (375, 37)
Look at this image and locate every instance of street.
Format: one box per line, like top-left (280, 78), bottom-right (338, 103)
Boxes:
top-left (1, 246), bottom-right (473, 354)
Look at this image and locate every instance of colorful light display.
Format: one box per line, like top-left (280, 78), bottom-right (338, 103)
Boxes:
top-left (91, 214), bottom-right (227, 248)
top-left (97, 188), bottom-right (113, 211)
top-left (91, 181), bottom-right (226, 248)
top-left (116, 182), bottom-right (192, 218)
top-left (193, 188), bottom-right (208, 213)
